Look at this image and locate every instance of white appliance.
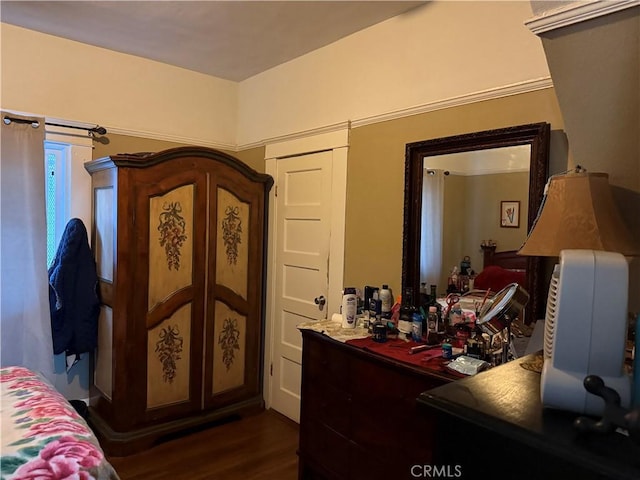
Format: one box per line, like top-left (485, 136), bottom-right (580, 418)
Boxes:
top-left (541, 249), bottom-right (631, 416)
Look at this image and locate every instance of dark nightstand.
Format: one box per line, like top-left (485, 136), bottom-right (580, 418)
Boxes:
top-left (418, 352), bottom-right (640, 480)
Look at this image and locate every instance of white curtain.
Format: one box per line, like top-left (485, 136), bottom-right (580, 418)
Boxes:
top-left (0, 113), bottom-right (54, 380)
top-left (420, 169), bottom-right (444, 288)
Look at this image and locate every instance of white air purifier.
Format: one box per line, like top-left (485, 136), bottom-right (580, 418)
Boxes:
top-left (541, 249), bottom-right (631, 416)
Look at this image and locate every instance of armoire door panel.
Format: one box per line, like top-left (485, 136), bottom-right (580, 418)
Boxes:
top-left (211, 300), bottom-right (246, 395)
top-left (148, 184), bottom-right (195, 310)
top-left (215, 187), bottom-right (249, 301)
top-left (95, 305), bottom-right (114, 400)
top-left (94, 186), bottom-right (115, 282)
top-left (134, 175), bottom-right (206, 421)
top-left (146, 303), bottom-right (192, 409)
top-left (146, 287), bottom-right (195, 329)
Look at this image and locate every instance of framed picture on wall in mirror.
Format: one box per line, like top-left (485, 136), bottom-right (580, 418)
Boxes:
top-left (500, 201), bottom-right (520, 228)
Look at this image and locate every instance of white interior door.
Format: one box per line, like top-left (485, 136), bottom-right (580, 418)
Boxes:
top-left (270, 151), bottom-right (334, 422)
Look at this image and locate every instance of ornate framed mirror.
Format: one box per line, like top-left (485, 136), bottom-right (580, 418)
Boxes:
top-left (402, 122), bottom-right (550, 324)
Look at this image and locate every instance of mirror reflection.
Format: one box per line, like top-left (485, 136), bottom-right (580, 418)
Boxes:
top-left (402, 123), bottom-right (550, 324)
top-left (422, 145), bottom-right (531, 292)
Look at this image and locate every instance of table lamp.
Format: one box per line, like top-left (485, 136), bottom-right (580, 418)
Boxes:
top-left (518, 167), bottom-right (639, 415)
top-left (518, 167), bottom-right (638, 257)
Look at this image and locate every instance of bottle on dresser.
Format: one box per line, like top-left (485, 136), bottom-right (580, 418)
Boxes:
top-left (367, 288), bottom-right (380, 333)
top-left (341, 287), bottom-right (358, 329)
top-left (398, 287), bottom-right (417, 341)
top-left (379, 284), bottom-right (393, 321)
top-left (412, 312), bottom-right (424, 343)
top-left (363, 287), bottom-right (378, 318)
top-left (426, 306), bottom-right (440, 345)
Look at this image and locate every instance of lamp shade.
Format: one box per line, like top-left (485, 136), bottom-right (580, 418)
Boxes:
top-left (518, 171), bottom-right (639, 257)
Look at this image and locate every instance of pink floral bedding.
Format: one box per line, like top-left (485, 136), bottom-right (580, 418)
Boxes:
top-left (0, 366), bottom-right (119, 480)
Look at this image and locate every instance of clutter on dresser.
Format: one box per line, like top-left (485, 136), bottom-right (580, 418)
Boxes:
top-left (445, 257), bottom-right (478, 295)
top-left (302, 280), bottom-right (533, 376)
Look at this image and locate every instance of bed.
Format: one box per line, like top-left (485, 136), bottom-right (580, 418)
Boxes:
top-left (481, 244), bottom-right (527, 272)
top-left (474, 244), bottom-right (527, 293)
top-left (0, 366), bottom-right (120, 480)
top-left (437, 246), bottom-right (526, 318)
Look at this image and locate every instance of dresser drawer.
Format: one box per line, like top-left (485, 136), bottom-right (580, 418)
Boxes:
top-left (348, 357), bottom-right (441, 462)
top-left (350, 356), bottom-right (442, 407)
top-left (302, 381), bottom-right (351, 435)
top-left (350, 405), bottom-right (435, 465)
top-left (300, 420), bottom-right (350, 479)
top-left (350, 441), bottom-right (422, 480)
top-left (299, 330), bottom-right (454, 480)
top-left (304, 335), bottom-right (350, 391)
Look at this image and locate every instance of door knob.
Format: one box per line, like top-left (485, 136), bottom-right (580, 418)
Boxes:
top-left (314, 295), bottom-right (326, 311)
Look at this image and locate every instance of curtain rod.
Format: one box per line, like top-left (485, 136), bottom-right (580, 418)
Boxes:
top-left (2, 115), bottom-right (107, 135)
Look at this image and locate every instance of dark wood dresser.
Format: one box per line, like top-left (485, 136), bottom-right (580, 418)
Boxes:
top-left (418, 352), bottom-right (640, 480)
top-left (298, 329), bottom-right (457, 480)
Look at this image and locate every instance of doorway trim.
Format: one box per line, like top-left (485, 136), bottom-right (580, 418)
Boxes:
top-left (263, 126), bottom-right (349, 411)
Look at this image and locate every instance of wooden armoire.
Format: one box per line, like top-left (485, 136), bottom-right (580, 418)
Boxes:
top-left (84, 147), bottom-right (273, 455)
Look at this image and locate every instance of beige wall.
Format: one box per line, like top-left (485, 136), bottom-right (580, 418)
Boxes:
top-left (238, 0), bottom-right (550, 146)
top-left (93, 134), bottom-right (266, 174)
top-left (438, 171), bottom-right (528, 292)
top-left (463, 172), bottom-right (530, 254)
top-left (0, 24), bottom-right (238, 149)
top-left (93, 134), bottom-right (191, 160)
top-left (1, 1), bottom-right (550, 150)
top-left (439, 172), bottom-right (529, 291)
top-left (456, 172), bottom-right (529, 284)
top-left (93, 88), bottom-right (564, 306)
top-left (344, 87), bottom-right (565, 298)
top-left (234, 146), bottom-right (267, 174)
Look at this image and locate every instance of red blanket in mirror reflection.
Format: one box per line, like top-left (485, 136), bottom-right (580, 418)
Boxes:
top-left (345, 337), bottom-right (467, 378)
top-left (474, 265), bottom-right (526, 293)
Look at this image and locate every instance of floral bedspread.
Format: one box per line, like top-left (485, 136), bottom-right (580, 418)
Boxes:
top-left (0, 366), bottom-right (120, 480)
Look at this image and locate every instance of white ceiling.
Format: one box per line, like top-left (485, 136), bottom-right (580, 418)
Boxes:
top-left (1, 1), bottom-right (426, 82)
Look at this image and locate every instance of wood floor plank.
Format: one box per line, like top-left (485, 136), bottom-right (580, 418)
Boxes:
top-left (107, 409), bottom-right (299, 480)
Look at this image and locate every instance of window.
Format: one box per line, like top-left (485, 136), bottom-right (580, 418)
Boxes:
top-left (44, 142), bottom-right (70, 267)
top-left (43, 124), bottom-right (93, 268)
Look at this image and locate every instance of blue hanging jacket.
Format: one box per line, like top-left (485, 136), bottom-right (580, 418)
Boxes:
top-left (48, 218), bottom-right (99, 365)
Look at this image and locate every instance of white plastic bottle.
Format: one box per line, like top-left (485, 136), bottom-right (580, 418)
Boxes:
top-left (379, 284), bottom-right (392, 320)
top-left (341, 287), bottom-right (358, 329)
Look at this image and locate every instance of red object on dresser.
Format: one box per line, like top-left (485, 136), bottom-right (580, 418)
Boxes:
top-left (345, 337), bottom-right (466, 377)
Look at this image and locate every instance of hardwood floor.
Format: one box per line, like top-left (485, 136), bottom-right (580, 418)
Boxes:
top-left (107, 409), bottom-right (299, 480)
